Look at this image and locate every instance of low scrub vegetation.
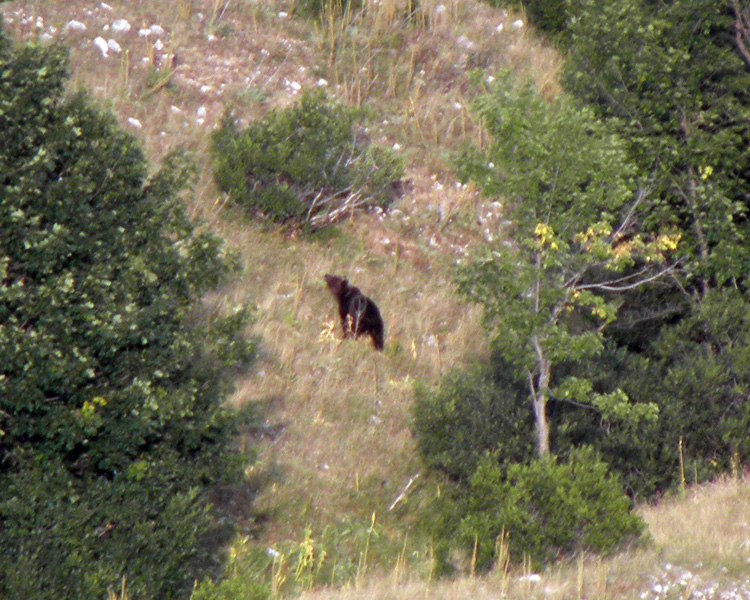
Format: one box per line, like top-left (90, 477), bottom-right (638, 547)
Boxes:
top-left (211, 91), bottom-right (404, 229)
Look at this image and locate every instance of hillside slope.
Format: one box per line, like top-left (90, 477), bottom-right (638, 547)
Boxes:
top-left (7, 2), bottom-right (750, 600)
top-left (0, 0), bottom-right (560, 544)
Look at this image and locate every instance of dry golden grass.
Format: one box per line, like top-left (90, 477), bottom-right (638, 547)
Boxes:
top-left (212, 214), bottom-right (487, 542)
top-left (641, 475), bottom-right (750, 578)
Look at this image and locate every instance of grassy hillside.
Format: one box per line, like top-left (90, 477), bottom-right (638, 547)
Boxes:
top-left (4, 1), bottom-right (750, 599)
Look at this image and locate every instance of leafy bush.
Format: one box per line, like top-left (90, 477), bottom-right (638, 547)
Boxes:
top-left (412, 354), bottom-right (535, 482)
top-left (211, 91), bottom-right (404, 228)
top-left (457, 448), bottom-right (645, 569)
top-left (0, 30), bottom-right (255, 600)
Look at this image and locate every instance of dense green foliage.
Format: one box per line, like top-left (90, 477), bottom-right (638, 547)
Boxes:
top-left (211, 91), bottom-right (403, 228)
top-left (459, 448), bottom-right (645, 568)
top-left (565, 0), bottom-right (750, 289)
top-left (0, 31), bottom-right (255, 600)
top-left (414, 0), bottom-right (750, 563)
top-left (413, 355), bottom-right (535, 482)
top-left (453, 71), bottom-right (664, 458)
top-left (558, 0), bottom-right (750, 492)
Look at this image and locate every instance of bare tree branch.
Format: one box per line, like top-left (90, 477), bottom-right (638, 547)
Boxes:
top-left (577, 261), bottom-right (681, 292)
top-left (611, 185), bottom-right (650, 241)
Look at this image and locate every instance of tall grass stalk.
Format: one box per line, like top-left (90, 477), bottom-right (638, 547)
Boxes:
top-left (494, 530), bottom-right (511, 595)
top-left (679, 436), bottom-right (686, 495)
top-left (108, 578), bottom-right (129, 600)
top-left (208, 0), bottom-right (232, 30)
top-left (271, 553), bottom-right (287, 599)
top-left (576, 553), bottom-right (585, 599)
top-left (356, 512), bottom-right (377, 588)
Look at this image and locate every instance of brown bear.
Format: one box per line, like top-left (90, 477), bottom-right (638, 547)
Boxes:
top-left (324, 274), bottom-right (385, 351)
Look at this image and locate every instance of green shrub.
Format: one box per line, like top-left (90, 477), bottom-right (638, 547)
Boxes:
top-left (458, 447), bottom-right (645, 569)
top-left (190, 546), bottom-right (272, 600)
top-left (0, 29), bottom-right (256, 600)
top-left (211, 91), bottom-right (404, 228)
top-left (412, 354), bottom-right (535, 482)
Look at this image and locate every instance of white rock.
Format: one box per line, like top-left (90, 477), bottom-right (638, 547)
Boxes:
top-left (456, 35), bottom-right (474, 49)
top-left (93, 36), bottom-right (109, 57)
top-left (196, 106), bottom-right (207, 117)
top-left (153, 39), bottom-right (164, 51)
top-left (149, 24), bottom-right (165, 36)
top-left (138, 28), bottom-right (151, 37)
top-left (100, 2), bottom-right (113, 10)
top-left (512, 19), bottom-right (524, 28)
top-left (496, 22), bottom-right (504, 32)
top-left (316, 78), bottom-right (328, 87)
top-left (112, 19), bottom-right (131, 33)
top-left (278, 11), bottom-right (288, 18)
top-left (107, 39), bottom-right (121, 53)
top-left (127, 117), bottom-right (142, 129)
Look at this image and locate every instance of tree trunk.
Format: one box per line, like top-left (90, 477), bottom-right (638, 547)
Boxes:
top-left (533, 392), bottom-right (550, 458)
top-left (530, 335), bottom-right (552, 459)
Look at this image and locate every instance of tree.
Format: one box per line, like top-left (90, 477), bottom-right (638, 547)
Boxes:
top-left (455, 73), bottom-right (672, 458)
top-left (562, 0), bottom-right (750, 482)
top-left (0, 30), bottom-right (255, 600)
top-left (564, 0), bottom-right (750, 298)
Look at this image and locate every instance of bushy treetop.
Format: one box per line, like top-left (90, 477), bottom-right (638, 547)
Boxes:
top-left (0, 27), bottom-right (253, 600)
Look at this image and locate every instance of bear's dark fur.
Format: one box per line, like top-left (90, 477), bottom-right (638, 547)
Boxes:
top-left (324, 274), bottom-right (385, 351)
